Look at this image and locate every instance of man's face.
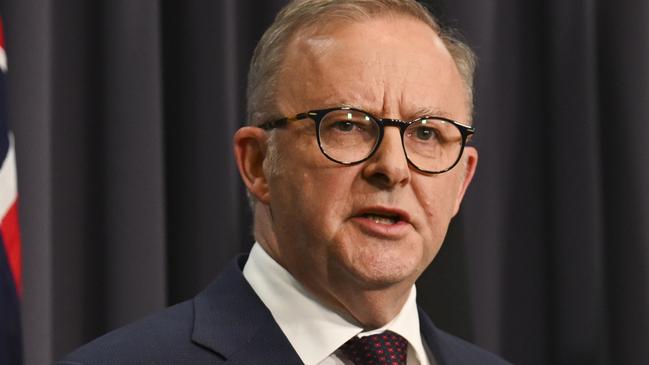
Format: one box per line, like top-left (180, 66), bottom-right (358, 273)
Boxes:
top-left (246, 16), bottom-right (477, 315)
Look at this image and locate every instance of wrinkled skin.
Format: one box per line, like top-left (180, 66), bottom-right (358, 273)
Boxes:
top-left (234, 15), bottom-right (478, 328)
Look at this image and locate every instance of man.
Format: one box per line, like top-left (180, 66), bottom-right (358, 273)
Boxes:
top-left (57, 0), bottom-right (510, 364)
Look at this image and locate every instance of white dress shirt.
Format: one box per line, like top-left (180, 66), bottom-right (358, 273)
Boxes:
top-left (243, 242), bottom-right (436, 365)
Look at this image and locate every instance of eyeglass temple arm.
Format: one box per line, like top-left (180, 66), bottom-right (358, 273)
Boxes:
top-left (258, 112), bottom-right (311, 130)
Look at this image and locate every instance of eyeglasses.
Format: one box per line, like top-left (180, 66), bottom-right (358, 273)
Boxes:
top-left (258, 106), bottom-right (475, 174)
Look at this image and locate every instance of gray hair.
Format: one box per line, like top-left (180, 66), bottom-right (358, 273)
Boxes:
top-left (246, 0), bottom-right (477, 125)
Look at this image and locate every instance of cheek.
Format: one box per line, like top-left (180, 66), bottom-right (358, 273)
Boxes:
top-left (416, 194), bottom-right (452, 265)
top-left (276, 132), bottom-right (358, 200)
top-left (298, 170), bottom-right (355, 228)
top-left (420, 193), bottom-right (454, 219)
top-left (413, 177), bottom-right (459, 234)
top-left (269, 149), bottom-right (356, 237)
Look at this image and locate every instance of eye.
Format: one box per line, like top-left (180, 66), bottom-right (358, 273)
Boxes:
top-left (328, 120), bottom-right (371, 133)
top-left (413, 126), bottom-right (438, 141)
top-left (332, 120), bottom-right (356, 132)
top-left (320, 110), bottom-right (375, 138)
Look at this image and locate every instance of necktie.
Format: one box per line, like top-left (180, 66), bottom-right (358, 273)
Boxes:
top-left (340, 330), bottom-right (408, 365)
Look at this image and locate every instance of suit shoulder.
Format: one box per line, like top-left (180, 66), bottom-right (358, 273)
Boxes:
top-left (55, 300), bottom-right (220, 365)
top-left (434, 329), bottom-right (512, 365)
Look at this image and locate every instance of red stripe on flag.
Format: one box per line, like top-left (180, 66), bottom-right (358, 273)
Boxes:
top-left (1, 199), bottom-right (21, 296)
top-left (0, 17), bottom-right (4, 49)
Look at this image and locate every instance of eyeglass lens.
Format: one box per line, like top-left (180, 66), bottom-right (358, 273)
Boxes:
top-left (317, 109), bottom-right (464, 172)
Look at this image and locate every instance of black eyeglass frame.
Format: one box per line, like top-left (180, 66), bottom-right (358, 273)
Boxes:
top-left (257, 106), bottom-right (475, 174)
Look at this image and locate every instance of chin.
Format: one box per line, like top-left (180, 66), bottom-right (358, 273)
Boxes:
top-left (340, 249), bottom-right (424, 290)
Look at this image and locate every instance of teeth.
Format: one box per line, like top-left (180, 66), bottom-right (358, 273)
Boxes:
top-left (364, 214), bottom-right (398, 225)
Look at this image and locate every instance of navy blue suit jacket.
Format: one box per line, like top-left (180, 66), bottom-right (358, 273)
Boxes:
top-left (56, 256), bottom-right (511, 365)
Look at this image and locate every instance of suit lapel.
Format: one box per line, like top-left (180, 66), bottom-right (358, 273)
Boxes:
top-left (192, 255), bottom-right (303, 365)
top-left (418, 307), bottom-right (449, 365)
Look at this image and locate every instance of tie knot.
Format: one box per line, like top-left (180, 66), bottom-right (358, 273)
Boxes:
top-left (340, 330), bottom-right (408, 365)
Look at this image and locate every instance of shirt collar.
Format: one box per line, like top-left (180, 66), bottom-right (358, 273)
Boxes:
top-left (243, 242), bottom-right (429, 365)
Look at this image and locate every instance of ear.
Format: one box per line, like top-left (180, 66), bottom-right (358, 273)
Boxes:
top-left (233, 126), bottom-right (271, 204)
top-left (452, 146), bottom-right (478, 215)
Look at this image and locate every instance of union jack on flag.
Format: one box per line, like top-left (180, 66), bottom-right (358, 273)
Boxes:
top-left (0, 15), bottom-right (24, 365)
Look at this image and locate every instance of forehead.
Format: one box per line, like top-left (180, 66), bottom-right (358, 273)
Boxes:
top-left (276, 15), bottom-right (468, 121)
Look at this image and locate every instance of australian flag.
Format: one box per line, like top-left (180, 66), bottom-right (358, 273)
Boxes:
top-left (0, 15), bottom-right (23, 365)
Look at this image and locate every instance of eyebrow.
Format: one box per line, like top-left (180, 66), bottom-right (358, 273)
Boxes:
top-left (335, 103), bottom-right (456, 121)
top-left (411, 107), bottom-right (454, 119)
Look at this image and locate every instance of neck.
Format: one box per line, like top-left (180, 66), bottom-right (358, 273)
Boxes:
top-left (283, 254), bottom-right (415, 329)
top-left (335, 286), bottom-right (412, 329)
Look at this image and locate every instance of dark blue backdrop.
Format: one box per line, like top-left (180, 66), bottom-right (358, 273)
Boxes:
top-left (5, 1), bottom-right (648, 364)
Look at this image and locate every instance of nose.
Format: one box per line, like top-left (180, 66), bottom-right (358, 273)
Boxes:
top-left (362, 127), bottom-right (410, 188)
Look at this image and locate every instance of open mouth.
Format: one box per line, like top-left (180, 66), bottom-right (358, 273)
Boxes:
top-left (352, 207), bottom-right (411, 237)
top-left (361, 213), bottom-right (401, 225)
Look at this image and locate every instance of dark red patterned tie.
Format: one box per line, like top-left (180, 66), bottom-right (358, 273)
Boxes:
top-left (340, 330), bottom-right (408, 365)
